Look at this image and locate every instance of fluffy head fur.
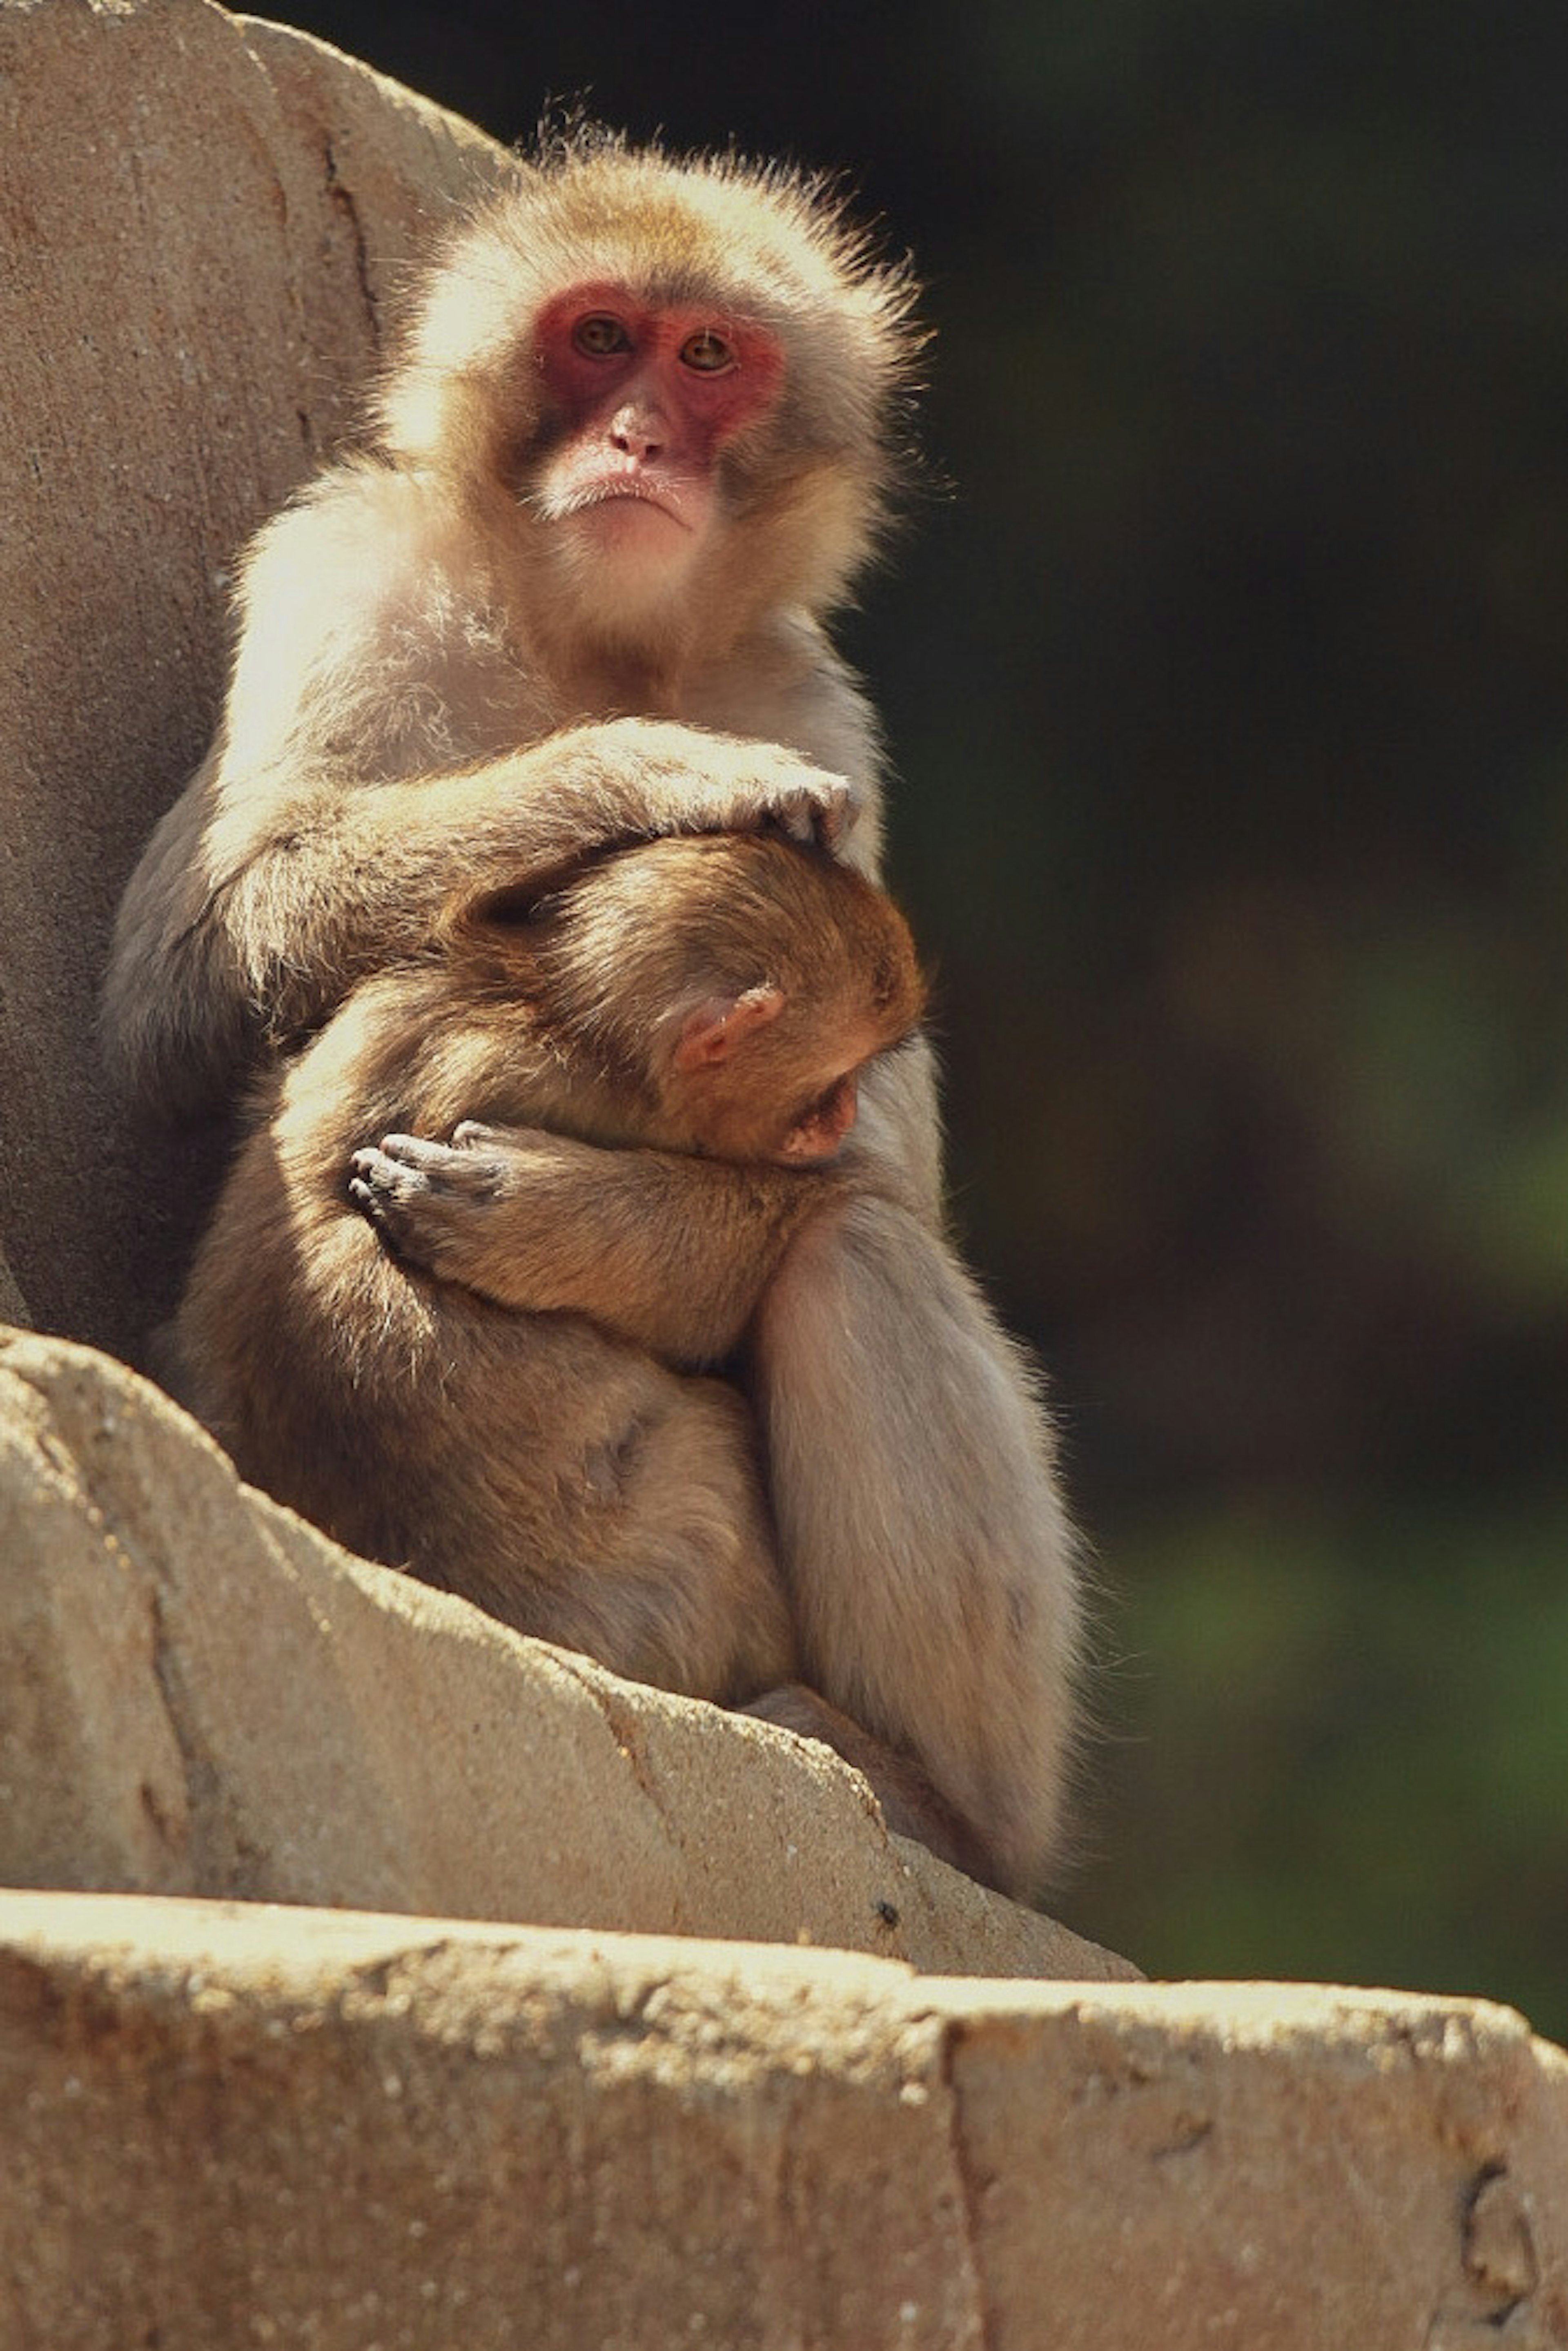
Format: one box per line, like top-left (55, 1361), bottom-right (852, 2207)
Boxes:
top-left (379, 129), bottom-right (924, 625)
top-left (443, 829), bottom-right (925, 1159)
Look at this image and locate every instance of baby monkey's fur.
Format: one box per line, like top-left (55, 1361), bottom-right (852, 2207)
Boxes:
top-left (176, 830), bottom-right (923, 1708)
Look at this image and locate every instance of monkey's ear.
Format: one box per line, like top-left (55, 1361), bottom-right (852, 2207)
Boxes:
top-left (674, 984), bottom-right (785, 1070)
top-left (777, 1072), bottom-right (859, 1162)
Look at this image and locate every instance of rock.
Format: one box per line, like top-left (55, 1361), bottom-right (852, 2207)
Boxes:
top-left (2, 1887), bottom-right (1566, 2350)
top-left (0, 1326), bottom-right (1133, 1982)
top-left (0, 0), bottom-right (506, 1357)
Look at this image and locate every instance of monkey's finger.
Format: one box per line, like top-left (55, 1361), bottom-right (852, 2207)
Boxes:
top-left (361, 1132), bottom-right (457, 1174)
top-left (347, 1146), bottom-right (430, 1204)
top-left (345, 1170), bottom-right (422, 1255)
top-left (771, 774), bottom-right (855, 851)
top-left (347, 1146), bottom-right (441, 1219)
top-left (808, 775), bottom-right (860, 851)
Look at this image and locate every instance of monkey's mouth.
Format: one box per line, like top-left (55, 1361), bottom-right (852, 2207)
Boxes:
top-left (555, 480), bottom-right (696, 534)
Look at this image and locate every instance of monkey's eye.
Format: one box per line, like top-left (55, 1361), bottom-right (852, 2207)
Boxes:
top-left (572, 314), bottom-right (633, 358)
top-left (679, 328), bottom-right (736, 374)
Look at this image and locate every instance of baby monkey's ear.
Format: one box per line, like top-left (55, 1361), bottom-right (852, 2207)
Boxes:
top-left (776, 1074), bottom-right (859, 1164)
top-left (673, 984), bottom-right (786, 1070)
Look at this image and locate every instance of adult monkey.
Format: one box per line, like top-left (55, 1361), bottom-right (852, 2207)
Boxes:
top-left (104, 131), bottom-right (1082, 1898)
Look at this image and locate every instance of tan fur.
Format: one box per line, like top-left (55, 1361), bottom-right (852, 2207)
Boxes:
top-left (105, 134), bottom-right (1082, 1898)
top-left (176, 831), bottom-right (920, 1706)
top-left (100, 137), bottom-right (915, 1110)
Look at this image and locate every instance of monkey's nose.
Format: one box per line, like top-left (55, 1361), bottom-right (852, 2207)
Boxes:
top-left (610, 405), bottom-right (665, 460)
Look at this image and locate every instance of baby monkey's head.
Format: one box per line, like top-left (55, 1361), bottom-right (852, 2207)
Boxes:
top-left (462, 829), bottom-right (925, 1164)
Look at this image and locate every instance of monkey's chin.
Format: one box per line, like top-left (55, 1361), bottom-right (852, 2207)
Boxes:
top-left (557, 501), bottom-right (706, 619)
top-left (570, 492), bottom-right (695, 552)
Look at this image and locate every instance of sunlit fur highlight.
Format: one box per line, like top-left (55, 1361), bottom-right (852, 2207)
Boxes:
top-left (379, 130), bottom-right (923, 637)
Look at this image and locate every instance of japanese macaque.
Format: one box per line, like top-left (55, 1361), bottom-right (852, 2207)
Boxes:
top-left (102, 131), bottom-right (1082, 1898)
top-left (176, 830), bottom-right (923, 1714)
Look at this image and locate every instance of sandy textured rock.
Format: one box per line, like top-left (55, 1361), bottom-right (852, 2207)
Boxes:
top-left (3, 1887), bottom-right (1566, 2351)
top-left (0, 1326), bottom-right (1132, 1981)
top-left (0, 0), bottom-right (505, 1357)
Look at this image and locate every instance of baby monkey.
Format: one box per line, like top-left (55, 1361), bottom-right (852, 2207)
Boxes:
top-left (175, 828), bottom-right (924, 1713)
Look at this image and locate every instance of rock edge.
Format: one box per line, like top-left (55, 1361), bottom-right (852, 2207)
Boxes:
top-left (0, 1325), bottom-right (1131, 1982)
top-left (3, 1887), bottom-right (1565, 2350)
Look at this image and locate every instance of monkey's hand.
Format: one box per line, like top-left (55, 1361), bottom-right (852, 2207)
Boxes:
top-left (546, 719), bottom-right (863, 861)
top-left (349, 1119), bottom-right (824, 1364)
top-left (349, 1126), bottom-right (516, 1286)
top-left (706, 749), bottom-right (859, 855)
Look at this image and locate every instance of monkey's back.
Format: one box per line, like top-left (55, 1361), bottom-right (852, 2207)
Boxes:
top-left (173, 953), bottom-right (795, 1699)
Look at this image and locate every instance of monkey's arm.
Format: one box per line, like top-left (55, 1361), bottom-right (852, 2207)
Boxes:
top-left (103, 718), bottom-right (858, 1117)
top-left (103, 467), bottom-right (881, 1116)
top-left (350, 1121), bottom-right (835, 1368)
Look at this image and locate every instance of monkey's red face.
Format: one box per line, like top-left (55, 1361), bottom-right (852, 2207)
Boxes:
top-left (532, 284), bottom-right (784, 589)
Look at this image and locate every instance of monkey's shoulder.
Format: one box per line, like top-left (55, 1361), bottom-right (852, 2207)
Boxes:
top-left (685, 613), bottom-right (885, 808)
top-left (227, 463), bottom-right (544, 764)
top-left (242, 460), bottom-right (501, 627)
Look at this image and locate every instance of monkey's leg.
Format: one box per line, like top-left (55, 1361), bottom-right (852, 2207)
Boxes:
top-left (356, 1304), bottom-right (797, 1707)
top-left (750, 1193), bottom-right (1083, 1902)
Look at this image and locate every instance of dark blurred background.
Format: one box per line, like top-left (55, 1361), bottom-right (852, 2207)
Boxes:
top-left (278, 0), bottom-right (1568, 2032)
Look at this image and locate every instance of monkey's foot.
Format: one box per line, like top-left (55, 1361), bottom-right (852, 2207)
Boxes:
top-left (348, 1129), bottom-right (511, 1279)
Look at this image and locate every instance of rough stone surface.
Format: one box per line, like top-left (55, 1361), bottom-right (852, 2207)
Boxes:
top-left (0, 0), bottom-right (505, 1358)
top-left (0, 1326), bottom-right (1134, 1981)
top-left (4, 1888), bottom-right (1566, 2350)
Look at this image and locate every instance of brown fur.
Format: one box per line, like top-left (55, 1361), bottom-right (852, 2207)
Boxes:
top-left (105, 134), bottom-right (1083, 1898)
top-left (176, 831), bottom-right (921, 1706)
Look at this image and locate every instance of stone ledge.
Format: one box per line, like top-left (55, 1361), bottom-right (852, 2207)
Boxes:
top-left (3, 1888), bottom-right (1564, 2350)
top-left (0, 1328), bottom-right (1130, 1982)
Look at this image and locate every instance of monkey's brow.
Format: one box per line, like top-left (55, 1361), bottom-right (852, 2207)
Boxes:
top-left (561, 245), bottom-right (791, 321)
